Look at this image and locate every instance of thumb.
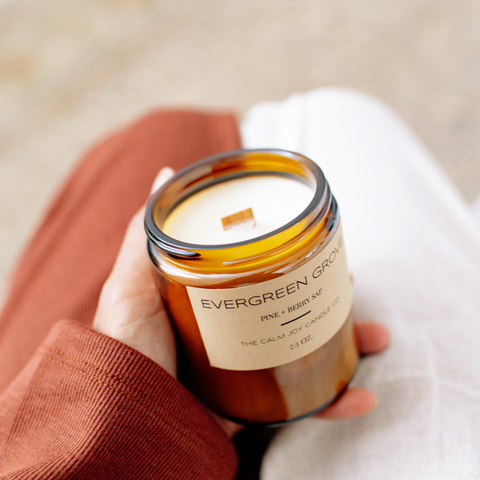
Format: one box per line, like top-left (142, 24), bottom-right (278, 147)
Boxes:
top-left (151, 166), bottom-right (175, 194)
top-left (93, 166), bottom-right (176, 375)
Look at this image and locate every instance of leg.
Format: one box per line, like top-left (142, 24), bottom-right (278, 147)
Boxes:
top-left (242, 88), bottom-right (480, 478)
top-left (0, 110), bottom-right (239, 391)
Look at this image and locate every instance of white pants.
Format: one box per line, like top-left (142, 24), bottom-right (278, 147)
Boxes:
top-left (241, 88), bottom-right (480, 479)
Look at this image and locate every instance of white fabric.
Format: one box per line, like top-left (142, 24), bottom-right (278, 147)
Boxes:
top-left (240, 88), bottom-right (480, 480)
top-left (472, 195), bottom-right (480, 226)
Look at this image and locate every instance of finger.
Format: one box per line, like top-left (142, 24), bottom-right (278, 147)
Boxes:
top-left (110, 167), bottom-right (175, 282)
top-left (94, 167), bottom-right (176, 375)
top-left (211, 414), bottom-right (244, 439)
top-left (151, 166), bottom-right (175, 194)
top-left (94, 208), bottom-right (161, 329)
top-left (314, 387), bottom-right (377, 420)
top-left (355, 321), bottom-right (390, 356)
top-left (95, 165), bottom-right (175, 323)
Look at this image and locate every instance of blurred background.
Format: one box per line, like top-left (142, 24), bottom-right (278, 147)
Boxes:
top-left (1, 0), bottom-right (480, 300)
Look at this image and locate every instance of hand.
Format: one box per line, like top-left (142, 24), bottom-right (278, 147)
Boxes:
top-left (93, 167), bottom-right (390, 437)
top-left (93, 167), bottom-right (177, 377)
top-left (313, 321), bottom-right (390, 420)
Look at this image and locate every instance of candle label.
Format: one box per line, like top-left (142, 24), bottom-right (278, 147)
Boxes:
top-left (187, 224), bottom-right (352, 371)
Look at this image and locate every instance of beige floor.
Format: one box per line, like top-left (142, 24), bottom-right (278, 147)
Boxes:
top-left (1, 0), bottom-right (480, 302)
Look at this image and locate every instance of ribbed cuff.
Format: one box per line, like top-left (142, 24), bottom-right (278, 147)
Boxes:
top-left (37, 319), bottom-right (237, 479)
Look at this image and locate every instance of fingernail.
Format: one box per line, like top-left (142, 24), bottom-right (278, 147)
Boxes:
top-left (151, 167), bottom-right (175, 194)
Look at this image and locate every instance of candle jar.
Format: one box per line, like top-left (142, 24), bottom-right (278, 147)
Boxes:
top-left (145, 149), bottom-right (359, 425)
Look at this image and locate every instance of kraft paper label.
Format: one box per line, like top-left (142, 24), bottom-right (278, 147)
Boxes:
top-left (187, 224), bottom-right (352, 371)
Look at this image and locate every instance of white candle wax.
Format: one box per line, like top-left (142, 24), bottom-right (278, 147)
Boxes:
top-left (163, 175), bottom-right (314, 245)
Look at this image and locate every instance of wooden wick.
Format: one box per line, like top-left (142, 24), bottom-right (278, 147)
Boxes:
top-left (221, 208), bottom-right (256, 231)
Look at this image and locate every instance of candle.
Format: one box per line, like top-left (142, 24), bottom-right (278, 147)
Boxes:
top-left (162, 175), bottom-right (315, 245)
top-left (145, 149), bottom-right (359, 425)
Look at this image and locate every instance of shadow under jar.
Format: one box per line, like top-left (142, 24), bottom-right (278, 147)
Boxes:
top-left (145, 149), bottom-right (359, 425)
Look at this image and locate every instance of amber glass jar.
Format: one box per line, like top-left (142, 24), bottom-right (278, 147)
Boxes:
top-left (145, 149), bottom-right (359, 425)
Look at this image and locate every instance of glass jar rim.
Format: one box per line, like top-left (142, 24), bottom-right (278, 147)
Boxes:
top-left (144, 149), bottom-right (330, 258)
